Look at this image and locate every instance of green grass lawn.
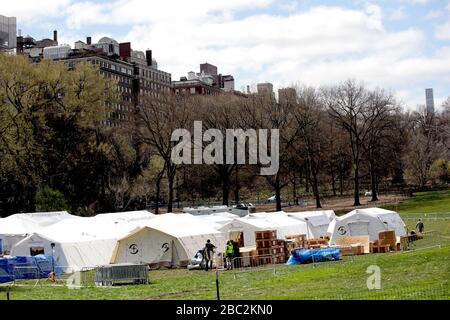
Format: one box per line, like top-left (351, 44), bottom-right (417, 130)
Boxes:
top-left (1, 246), bottom-right (448, 300)
top-left (1, 190), bottom-right (449, 300)
top-left (383, 189), bottom-right (450, 248)
top-left (383, 189), bottom-right (450, 215)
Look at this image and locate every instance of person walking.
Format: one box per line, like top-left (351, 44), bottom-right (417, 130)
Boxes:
top-left (416, 219), bottom-right (425, 233)
top-left (204, 239), bottom-right (216, 271)
top-left (225, 241), bottom-right (234, 270)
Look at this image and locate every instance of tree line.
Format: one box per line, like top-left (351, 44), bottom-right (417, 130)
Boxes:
top-left (0, 54), bottom-right (449, 216)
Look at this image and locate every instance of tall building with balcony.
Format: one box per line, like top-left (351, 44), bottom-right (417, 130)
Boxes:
top-left (18, 33), bottom-right (172, 128)
top-left (0, 15), bottom-right (17, 51)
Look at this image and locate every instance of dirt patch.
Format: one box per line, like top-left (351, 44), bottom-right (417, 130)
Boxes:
top-left (257, 194), bottom-right (408, 214)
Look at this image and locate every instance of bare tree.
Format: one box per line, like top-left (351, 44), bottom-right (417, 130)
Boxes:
top-left (323, 80), bottom-right (396, 206)
top-left (200, 94), bottom-right (242, 206)
top-left (137, 91), bottom-right (192, 213)
top-left (364, 89), bottom-right (398, 201)
top-left (293, 86), bottom-right (327, 208)
top-left (242, 92), bottom-right (301, 211)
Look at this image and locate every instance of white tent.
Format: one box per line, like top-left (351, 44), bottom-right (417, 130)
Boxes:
top-left (111, 213), bottom-right (227, 267)
top-left (194, 211), bottom-right (239, 227)
top-left (219, 212), bottom-right (309, 246)
top-left (0, 211), bottom-right (78, 254)
top-left (11, 211), bottom-right (155, 271)
top-left (286, 210), bottom-right (336, 239)
top-left (183, 205), bottom-right (249, 217)
top-left (327, 208), bottom-right (407, 244)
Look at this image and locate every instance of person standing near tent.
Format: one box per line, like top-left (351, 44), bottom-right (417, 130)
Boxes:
top-left (232, 240), bottom-right (241, 269)
top-left (204, 240), bottom-right (216, 271)
top-left (416, 219), bottom-right (425, 233)
top-left (225, 241), bottom-right (234, 270)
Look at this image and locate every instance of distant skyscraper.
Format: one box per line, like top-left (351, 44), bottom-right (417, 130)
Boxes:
top-left (0, 14), bottom-right (17, 50)
top-left (257, 83), bottom-right (275, 99)
top-left (278, 88), bottom-right (297, 105)
top-left (425, 88), bottom-right (435, 115)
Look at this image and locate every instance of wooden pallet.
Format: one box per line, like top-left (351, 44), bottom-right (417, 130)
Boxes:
top-left (257, 248), bottom-right (271, 256)
top-left (255, 230), bottom-right (277, 240)
top-left (256, 239), bottom-right (278, 248)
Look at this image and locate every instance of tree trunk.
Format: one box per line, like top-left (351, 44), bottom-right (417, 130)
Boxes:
top-left (292, 173), bottom-right (298, 205)
top-left (275, 173), bottom-right (282, 212)
top-left (155, 176), bottom-right (162, 215)
top-left (234, 166), bottom-right (240, 204)
top-left (167, 171), bottom-right (175, 213)
top-left (222, 173), bottom-right (230, 206)
top-left (330, 167), bottom-right (337, 197)
top-left (369, 146), bottom-right (379, 202)
top-left (305, 164), bottom-right (310, 193)
top-left (309, 162), bottom-right (322, 209)
top-left (353, 164), bottom-right (361, 206)
top-left (339, 160), bottom-right (344, 196)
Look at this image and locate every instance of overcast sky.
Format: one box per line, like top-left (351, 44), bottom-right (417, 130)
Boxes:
top-left (2, 0), bottom-right (450, 110)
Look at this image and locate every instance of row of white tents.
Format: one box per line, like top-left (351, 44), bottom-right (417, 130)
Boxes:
top-left (0, 208), bottom-right (407, 272)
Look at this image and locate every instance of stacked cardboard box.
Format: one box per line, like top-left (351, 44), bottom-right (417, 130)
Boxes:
top-left (239, 246), bottom-right (257, 268)
top-left (336, 236), bottom-right (370, 254)
top-left (335, 244), bottom-right (365, 256)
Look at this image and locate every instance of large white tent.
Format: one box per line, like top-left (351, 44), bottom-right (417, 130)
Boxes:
top-left (219, 212), bottom-right (310, 246)
top-left (0, 211), bottom-right (78, 254)
top-left (11, 211), bottom-right (156, 271)
top-left (111, 213), bottom-right (227, 268)
top-left (286, 210), bottom-right (336, 239)
top-left (327, 208), bottom-right (407, 244)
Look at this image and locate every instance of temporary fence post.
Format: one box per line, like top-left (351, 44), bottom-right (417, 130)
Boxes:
top-left (6, 286), bottom-right (10, 300)
top-left (215, 270), bottom-right (220, 301)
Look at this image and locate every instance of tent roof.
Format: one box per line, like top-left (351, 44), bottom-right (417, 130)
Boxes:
top-left (337, 208), bottom-right (399, 221)
top-left (141, 213), bottom-right (223, 238)
top-left (286, 211), bottom-right (335, 227)
top-left (196, 215), bottom-right (234, 226)
top-left (236, 213), bottom-right (306, 229)
top-left (0, 211), bottom-right (77, 236)
top-left (21, 211), bottom-right (156, 243)
top-left (92, 210), bottom-right (156, 222)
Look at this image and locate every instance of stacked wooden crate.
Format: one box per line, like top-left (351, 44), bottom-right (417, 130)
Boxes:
top-left (371, 230), bottom-right (398, 253)
top-left (379, 230), bottom-right (397, 251)
top-left (255, 230), bottom-right (286, 264)
top-left (273, 240), bottom-right (287, 264)
top-left (285, 234), bottom-right (307, 248)
top-left (306, 238), bottom-right (328, 249)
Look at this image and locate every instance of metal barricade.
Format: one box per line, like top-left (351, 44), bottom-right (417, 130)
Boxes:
top-left (94, 264), bottom-right (149, 287)
top-left (12, 263), bottom-right (40, 281)
top-left (231, 254), bottom-right (276, 270)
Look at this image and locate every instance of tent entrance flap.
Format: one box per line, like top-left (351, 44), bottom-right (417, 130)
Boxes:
top-left (229, 231), bottom-right (244, 246)
top-left (348, 221), bottom-right (370, 236)
top-left (30, 247), bottom-right (45, 256)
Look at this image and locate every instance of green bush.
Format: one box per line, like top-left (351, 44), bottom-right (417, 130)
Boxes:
top-left (35, 186), bottom-right (70, 212)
